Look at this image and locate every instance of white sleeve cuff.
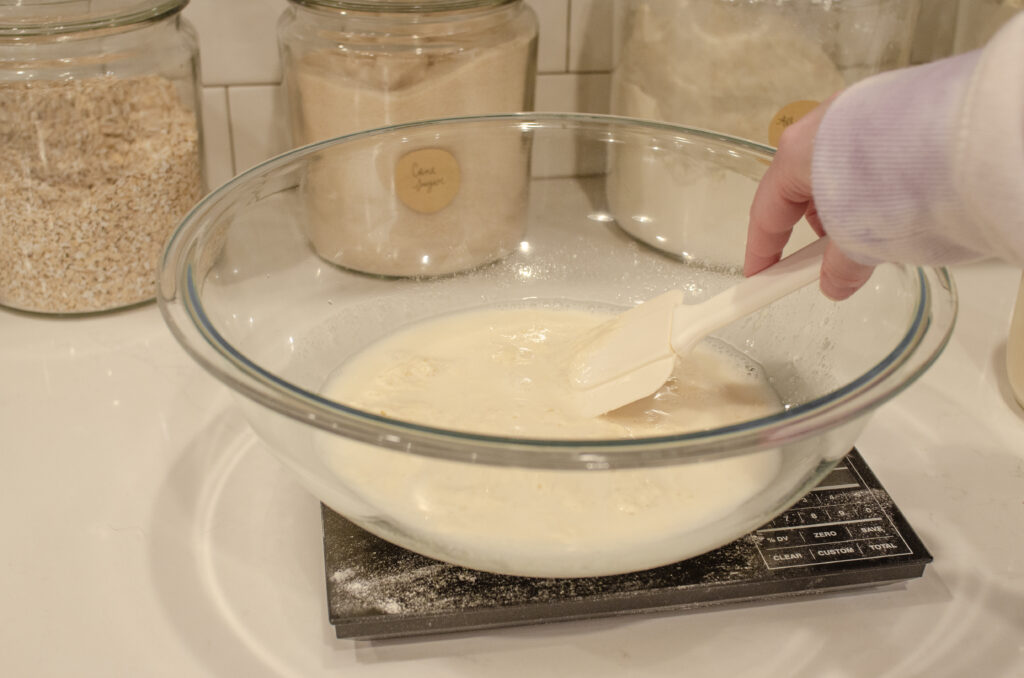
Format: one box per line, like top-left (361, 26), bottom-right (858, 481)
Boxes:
top-left (811, 14), bottom-right (1024, 268)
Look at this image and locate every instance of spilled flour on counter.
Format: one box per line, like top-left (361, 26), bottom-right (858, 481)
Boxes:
top-left (316, 304), bottom-right (785, 577)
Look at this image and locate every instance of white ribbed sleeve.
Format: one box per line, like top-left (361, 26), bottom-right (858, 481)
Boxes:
top-left (811, 13), bottom-right (1024, 267)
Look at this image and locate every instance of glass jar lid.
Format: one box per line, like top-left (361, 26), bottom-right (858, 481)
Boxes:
top-left (289, 0), bottom-right (515, 13)
top-left (0, 0), bottom-right (188, 36)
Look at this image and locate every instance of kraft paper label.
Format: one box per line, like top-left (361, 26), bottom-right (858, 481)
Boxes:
top-left (768, 100), bottom-right (820, 147)
top-left (395, 148), bottom-right (461, 214)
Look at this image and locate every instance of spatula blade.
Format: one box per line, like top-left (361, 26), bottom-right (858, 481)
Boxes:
top-left (571, 355), bottom-right (676, 418)
top-left (566, 238), bottom-right (828, 418)
top-left (567, 290), bottom-right (684, 389)
top-left (566, 290), bottom-right (684, 417)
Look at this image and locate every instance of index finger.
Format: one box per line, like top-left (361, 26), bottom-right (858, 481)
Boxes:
top-left (744, 96), bottom-right (837, 277)
top-left (744, 160), bottom-right (811, 276)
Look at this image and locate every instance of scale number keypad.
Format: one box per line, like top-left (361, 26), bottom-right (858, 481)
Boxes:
top-left (755, 463), bottom-right (913, 570)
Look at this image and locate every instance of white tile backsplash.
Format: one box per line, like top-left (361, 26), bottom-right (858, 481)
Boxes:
top-left (227, 85), bottom-right (290, 173)
top-left (184, 0), bottom-right (287, 86)
top-left (535, 72), bottom-right (611, 114)
top-left (199, 87), bottom-right (234, 189)
top-left (568, 0), bottom-right (614, 73)
top-left (526, 0), bottom-right (569, 73)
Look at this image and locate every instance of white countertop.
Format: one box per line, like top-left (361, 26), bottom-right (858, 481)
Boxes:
top-left (3, 260), bottom-right (1024, 678)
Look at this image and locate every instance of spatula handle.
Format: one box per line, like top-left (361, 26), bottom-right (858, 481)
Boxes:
top-left (670, 237), bottom-right (828, 355)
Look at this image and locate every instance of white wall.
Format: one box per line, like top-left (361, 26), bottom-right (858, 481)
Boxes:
top-left (181, 0), bottom-right (614, 189)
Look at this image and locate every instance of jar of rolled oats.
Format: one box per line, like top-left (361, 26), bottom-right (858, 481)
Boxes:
top-left (0, 0), bottom-right (205, 314)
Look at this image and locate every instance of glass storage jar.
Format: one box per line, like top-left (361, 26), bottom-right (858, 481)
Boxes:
top-left (0, 0), bottom-right (204, 315)
top-left (611, 0), bottom-right (921, 146)
top-left (954, 0), bottom-right (1023, 53)
top-left (1008, 273), bottom-right (1024, 408)
top-left (608, 0), bottom-right (919, 269)
top-left (911, 0), bottom-right (958, 64)
top-left (278, 0), bottom-right (538, 278)
top-left (279, 0), bottom-right (537, 147)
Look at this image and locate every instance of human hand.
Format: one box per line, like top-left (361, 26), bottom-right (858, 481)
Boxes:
top-left (744, 97), bottom-right (874, 301)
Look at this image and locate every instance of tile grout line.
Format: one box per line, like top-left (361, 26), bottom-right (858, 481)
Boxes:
top-left (223, 85), bottom-right (238, 178)
top-left (564, 0), bottom-right (572, 73)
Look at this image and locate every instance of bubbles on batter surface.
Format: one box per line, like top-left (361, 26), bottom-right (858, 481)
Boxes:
top-left (321, 299), bottom-right (784, 439)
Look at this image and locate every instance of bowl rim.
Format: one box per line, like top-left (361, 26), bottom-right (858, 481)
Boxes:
top-left (158, 112), bottom-right (958, 469)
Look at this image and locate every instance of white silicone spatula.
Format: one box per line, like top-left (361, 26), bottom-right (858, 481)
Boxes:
top-left (568, 237), bottom-right (829, 417)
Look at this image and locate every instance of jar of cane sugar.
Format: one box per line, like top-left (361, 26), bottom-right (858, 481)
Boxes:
top-left (278, 0), bottom-right (538, 277)
top-left (0, 0), bottom-right (205, 314)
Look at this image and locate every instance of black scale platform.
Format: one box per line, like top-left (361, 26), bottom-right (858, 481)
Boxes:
top-left (321, 448), bottom-right (930, 640)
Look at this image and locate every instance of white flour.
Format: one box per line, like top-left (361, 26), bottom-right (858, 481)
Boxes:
top-left (315, 305), bottom-right (784, 577)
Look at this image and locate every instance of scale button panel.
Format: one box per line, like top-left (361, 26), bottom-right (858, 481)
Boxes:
top-left (807, 543), bottom-right (862, 562)
top-left (862, 537), bottom-right (908, 555)
top-left (764, 547), bottom-right (815, 566)
top-left (850, 522), bottom-right (893, 538)
top-left (798, 525), bottom-right (853, 543)
top-left (761, 531), bottom-right (803, 546)
top-left (754, 461), bottom-right (915, 571)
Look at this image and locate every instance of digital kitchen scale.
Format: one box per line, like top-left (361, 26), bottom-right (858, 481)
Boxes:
top-left (321, 448), bottom-right (930, 640)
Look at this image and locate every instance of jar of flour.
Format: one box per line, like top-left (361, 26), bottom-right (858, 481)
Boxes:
top-left (607, 0), bottom-right (919, 268)
top-left (278, 0), bottom-right (538, 277)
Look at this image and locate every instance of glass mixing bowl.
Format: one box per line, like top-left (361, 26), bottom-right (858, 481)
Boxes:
top-left (158, 114), bottom-right (956, 578)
